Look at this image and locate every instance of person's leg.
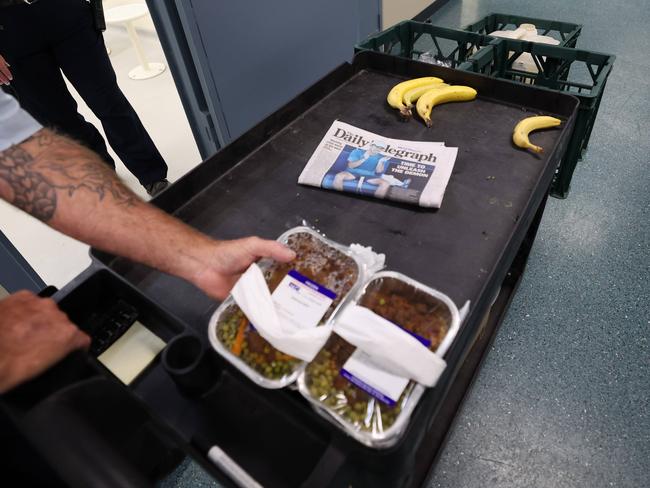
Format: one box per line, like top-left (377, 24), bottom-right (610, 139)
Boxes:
top-left (0, 3), bottom-right (115, 167)
top-left (333, 171), bottom-right (356, 191)
top-left (53, 21), bottom-right (168, 186)
top-left (6, 49), bottom-right (116, 168)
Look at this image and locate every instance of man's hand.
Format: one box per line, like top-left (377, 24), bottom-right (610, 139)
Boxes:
top-left (0, 129), bottom-right (296, 301)
top-left (0, 54), bottom-right (12, 85)
top-left (1, 128), bottom-right (295, 301)
top-left (0, 291), bottom-right (90, 394)
top-left (191, 237), bottom-right (296, 300)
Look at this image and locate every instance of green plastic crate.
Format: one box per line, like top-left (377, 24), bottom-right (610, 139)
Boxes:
top-left (464, 12), bottom-right (582, 48)
top-left (355, 21), bottom-right (497, 68)
top-left (461, 39), bottom-right (615, 198)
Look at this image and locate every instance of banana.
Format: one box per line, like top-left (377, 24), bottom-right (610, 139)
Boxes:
top-left (403, 82), bottom-right (449, 115)
top-left (387, 77), bottom-right (444, 118)
top-left (512, 116), bottom-right (562, 153)
top-left (416, 85), bottom-right (477, 127)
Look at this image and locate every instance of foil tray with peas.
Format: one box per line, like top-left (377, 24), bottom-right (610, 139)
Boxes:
top-left (208, 227), bottom-right (363, 388)
top-left (297, 271), bottom-right (460, 448)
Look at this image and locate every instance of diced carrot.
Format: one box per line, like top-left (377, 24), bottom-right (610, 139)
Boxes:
top-left (231, 316), bottom-right (247, 356)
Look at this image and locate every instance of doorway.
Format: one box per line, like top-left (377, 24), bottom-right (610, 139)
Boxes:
top-left (0, 1), bottom-right (202, 289)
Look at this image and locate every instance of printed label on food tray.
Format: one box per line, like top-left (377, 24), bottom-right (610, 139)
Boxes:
top-left (341, 350), bottom-right (409, 407)
top-left (340, 325), bottom-right (431, 406)
top-left (271, 270), bottom-right (336, 330)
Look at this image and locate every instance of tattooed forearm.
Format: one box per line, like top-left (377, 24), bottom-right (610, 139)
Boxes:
top-left (0, 145), bottom-right (57, 221)
top-left (0, 130), bottom-right (138, 222)
top-left (0, 128), bottom-right (216, 288)
top-left (39, 159), bottom-right (137, 205)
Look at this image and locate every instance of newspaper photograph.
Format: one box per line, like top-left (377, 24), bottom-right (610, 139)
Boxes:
top-left (298, 121), bottom-right (458, 208)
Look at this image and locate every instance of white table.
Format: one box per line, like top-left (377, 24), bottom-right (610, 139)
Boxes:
top-left (105, 4), bottom-right (166, 80)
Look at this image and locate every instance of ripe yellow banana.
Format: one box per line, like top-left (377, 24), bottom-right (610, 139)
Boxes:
top-left (387, 77), bottom-right (444, 118)
top-left (416, 85), bottom-right (477, 127)
top-left (403, 82), bottom-right (449, 114)
top-left (512, 116), bottom-right (562, 153)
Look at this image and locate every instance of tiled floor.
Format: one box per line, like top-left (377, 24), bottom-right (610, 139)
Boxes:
top-left (0, 24), bottom-right (201, 289)
top-left (165, 1), bottom-right (649, 487)
top-left (427, 1), bottom-right (650, 487)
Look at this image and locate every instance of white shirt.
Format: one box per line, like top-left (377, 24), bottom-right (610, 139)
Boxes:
top-left (0, 90), bottom-right (42, 151)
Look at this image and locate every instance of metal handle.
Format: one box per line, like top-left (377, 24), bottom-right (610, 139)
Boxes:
top-left (207, 445), bottom-right (264, 488)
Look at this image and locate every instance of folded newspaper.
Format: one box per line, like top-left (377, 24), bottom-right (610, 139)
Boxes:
top-left (298, 121), bottom-right (458, 208)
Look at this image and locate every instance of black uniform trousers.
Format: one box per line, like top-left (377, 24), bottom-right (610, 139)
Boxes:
top-left (0, 0), bottom-right (167, 185)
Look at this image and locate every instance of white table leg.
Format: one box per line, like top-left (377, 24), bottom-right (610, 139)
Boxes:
top-left (125, 20), bottom-right (150, 70)
top-left (124, 20), bottom-right (166, 80)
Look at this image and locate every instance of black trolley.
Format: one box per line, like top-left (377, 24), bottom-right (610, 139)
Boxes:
top-left (2, 51), bottom-right (579, 488)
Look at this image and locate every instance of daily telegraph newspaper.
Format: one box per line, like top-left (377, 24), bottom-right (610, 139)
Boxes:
top-left (298, 121), bottom-right (458, 208)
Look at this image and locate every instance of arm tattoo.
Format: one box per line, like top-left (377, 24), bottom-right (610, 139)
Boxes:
top-left (0, 131), bottom-right (137, 222)
top-left (0, 145), bottom-right (57, 221)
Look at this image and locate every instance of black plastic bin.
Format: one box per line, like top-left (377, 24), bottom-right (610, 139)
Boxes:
top-left (460, 39), bottom-right (615, 198)
top-left (355, 20), bottom-right (498, 68)
top-left (463, 12), bottom-right (582, 48)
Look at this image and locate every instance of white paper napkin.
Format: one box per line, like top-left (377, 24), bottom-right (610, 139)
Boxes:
top-left (231, 264), bottom-right (332, 362)
top-left (333, 304), bottom-right (447, 387)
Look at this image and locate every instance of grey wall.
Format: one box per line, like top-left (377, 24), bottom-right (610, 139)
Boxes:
top-left (178, 0), bottom-right (380, 142)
